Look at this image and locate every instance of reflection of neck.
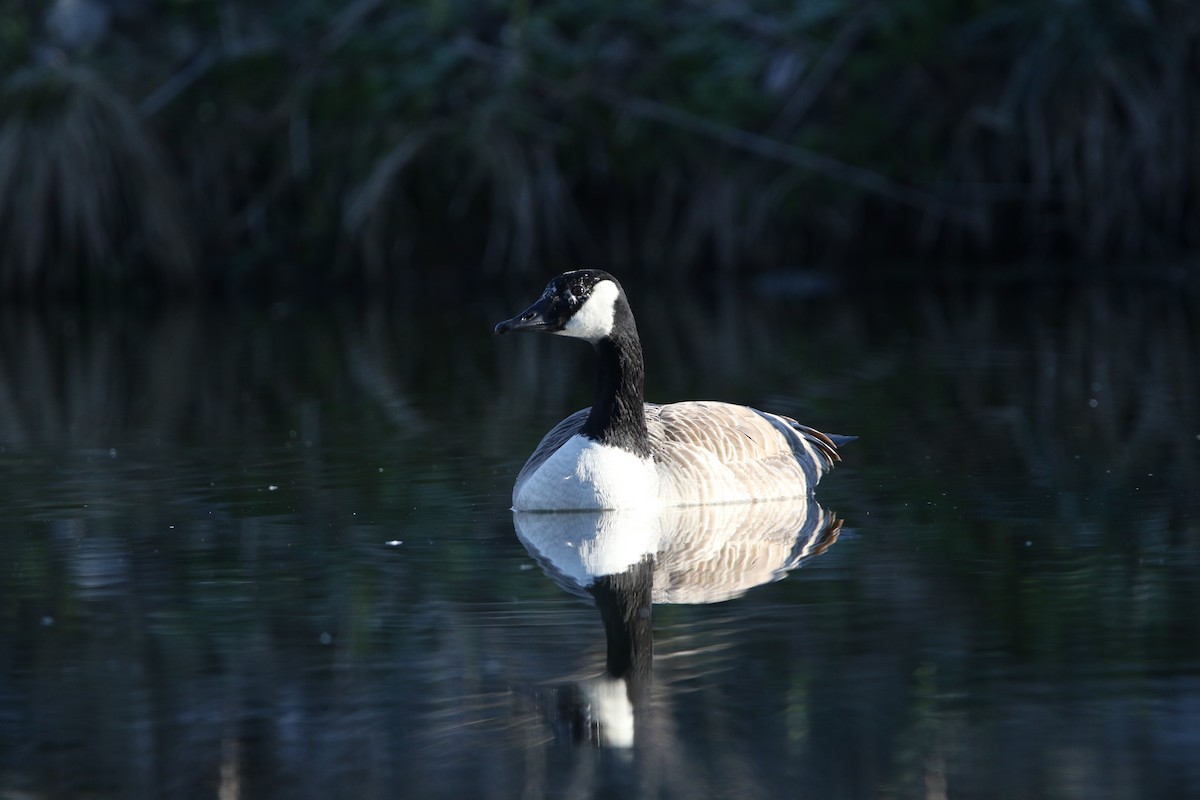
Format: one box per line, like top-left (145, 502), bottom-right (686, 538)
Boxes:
top-left (590, 558), bottom-right (654, 680)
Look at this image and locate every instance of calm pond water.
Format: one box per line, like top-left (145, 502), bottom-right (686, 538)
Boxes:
top-left (1, 278), bottom-right (1197, 799)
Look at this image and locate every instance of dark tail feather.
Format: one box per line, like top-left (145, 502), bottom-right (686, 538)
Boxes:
top-left (792, 424), bottom-right (852, 467)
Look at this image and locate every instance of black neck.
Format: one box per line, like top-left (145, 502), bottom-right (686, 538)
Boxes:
top-left (582, 306), bottom-right (650, 457)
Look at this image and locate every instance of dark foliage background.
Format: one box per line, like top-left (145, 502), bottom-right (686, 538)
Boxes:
top-left (2, 0), bottom-right (1198, 297)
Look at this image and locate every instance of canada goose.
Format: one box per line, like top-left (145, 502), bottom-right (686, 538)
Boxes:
top-left (495, 269), bottom-right (848, 510)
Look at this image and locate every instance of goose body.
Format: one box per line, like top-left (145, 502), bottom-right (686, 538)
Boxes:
top-left (495, 270), bottom-right (846, 511)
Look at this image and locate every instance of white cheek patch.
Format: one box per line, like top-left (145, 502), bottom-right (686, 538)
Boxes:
top-left (557, 279), bottom-right (619, 342)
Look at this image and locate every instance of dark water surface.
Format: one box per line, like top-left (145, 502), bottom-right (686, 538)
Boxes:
top-left (1, 282), bottom-right (1197, 799)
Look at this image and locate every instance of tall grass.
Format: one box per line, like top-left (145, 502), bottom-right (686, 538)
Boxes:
top-left (944, 1), bottom-right (1200, 259)
top-left (0, 67), bottom-right (195, 295)
top-left (1, 1), bottom-right (1197, 293)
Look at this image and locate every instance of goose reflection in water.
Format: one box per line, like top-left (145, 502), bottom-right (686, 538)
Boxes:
top-left (513, 498), bottom-right (841, 750)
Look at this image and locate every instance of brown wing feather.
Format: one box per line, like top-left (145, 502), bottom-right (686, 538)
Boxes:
top-left (647, 401), bottom-right (839, 503)
top-left (649, 401), bottom-right (838, 466)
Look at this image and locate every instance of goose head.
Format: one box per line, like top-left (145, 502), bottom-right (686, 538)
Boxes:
top-left (495, 270), bottom-right (624, 344)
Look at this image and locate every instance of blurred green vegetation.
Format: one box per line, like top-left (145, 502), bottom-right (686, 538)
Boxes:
top-left (1, 0), bottom-right (1198, 296)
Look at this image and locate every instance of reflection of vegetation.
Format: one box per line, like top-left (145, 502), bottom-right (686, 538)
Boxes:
top-left (911, 288), bottom-right (1199, 499)
top-left (0, 284), bottom-right (1193, 505)
top-left (2, 2), bottom-right (1198, 293)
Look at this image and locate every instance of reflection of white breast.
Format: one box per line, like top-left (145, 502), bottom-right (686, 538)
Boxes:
top-left (513, 495), bottom-right (840, 604)
top-left (513, 435), bottom-right (660, 511)
top-left (514, 507), bottom-right (662, 590)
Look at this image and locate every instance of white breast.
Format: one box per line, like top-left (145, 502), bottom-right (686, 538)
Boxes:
top-left (512, 434), bottom-right (660, 510)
